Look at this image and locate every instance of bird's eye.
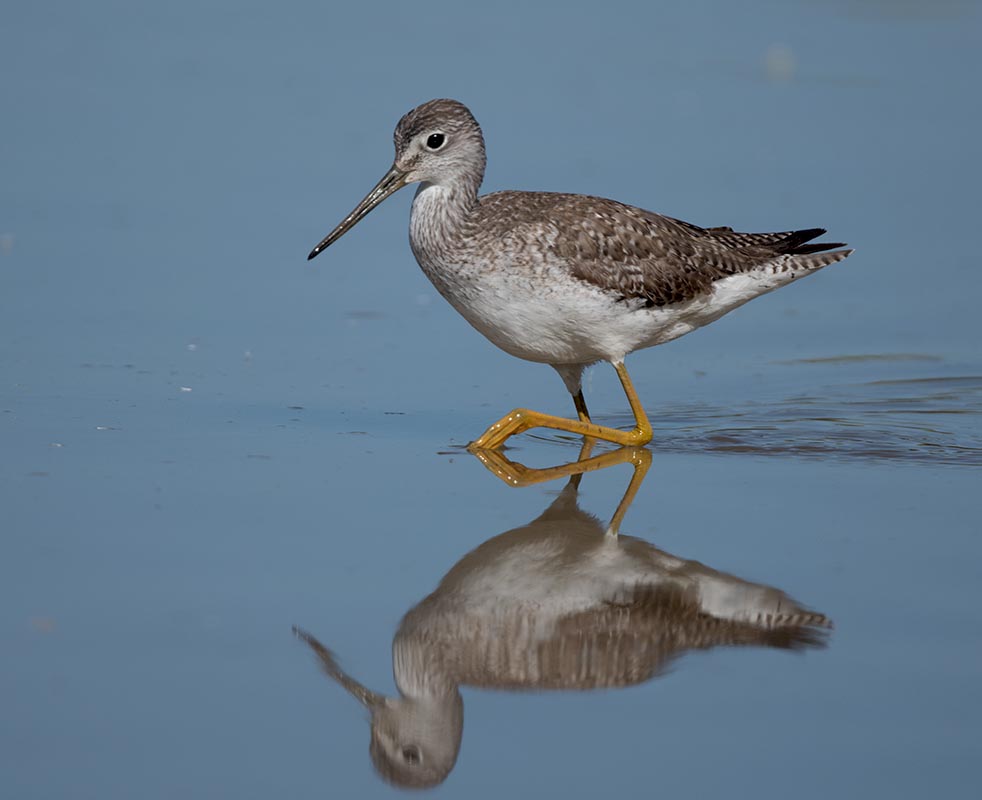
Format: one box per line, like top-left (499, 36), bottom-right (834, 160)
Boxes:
top-left (425, 133), bottom-right (446, 150)
top-left (402, 745), bottom-right (421, 765)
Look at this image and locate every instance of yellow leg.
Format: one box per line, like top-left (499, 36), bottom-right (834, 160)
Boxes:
top-left (468, 361), bottom-right (653, 451)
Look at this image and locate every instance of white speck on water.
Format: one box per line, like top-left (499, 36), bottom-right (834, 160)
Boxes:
top-left (187, 343), bottom-right (198, 352)
top-left (180, 386), bottom-right (192, 392)
top-left (765, 44), bottom-right (796, 83)
top-left (49, 442), bottom-right (64, 448)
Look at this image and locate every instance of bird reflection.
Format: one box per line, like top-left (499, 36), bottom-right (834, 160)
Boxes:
top-left (294, 446), bottom-right (830, 789)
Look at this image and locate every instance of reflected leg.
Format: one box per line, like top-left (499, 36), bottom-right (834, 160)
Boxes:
top-left (473, 442), bottom-right (648, 490)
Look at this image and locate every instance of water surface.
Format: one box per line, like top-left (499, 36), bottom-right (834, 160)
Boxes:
top-left (2, 1), bottom-right (981, 798)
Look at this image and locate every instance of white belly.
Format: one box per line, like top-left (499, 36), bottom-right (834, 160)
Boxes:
top-left (435, 271), bottom-right (637, 365)
top-left (423, 264), bottom-right (791, 366)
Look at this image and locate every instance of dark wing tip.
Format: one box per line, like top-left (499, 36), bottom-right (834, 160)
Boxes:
top-left (789, 241), bottom-right (848, 255)
top-left (778, 228), bottom-right (850, 256)
top-left (780, 228), bottom-right (825, 249)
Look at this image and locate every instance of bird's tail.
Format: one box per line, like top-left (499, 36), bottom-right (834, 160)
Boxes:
top-left (776, 228), bottom-right (854, 268)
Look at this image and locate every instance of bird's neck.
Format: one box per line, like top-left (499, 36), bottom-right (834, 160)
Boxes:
top-left (409, 179), bottom-right (479, 265)
top-left (393, 625), bottom-right (457, 697)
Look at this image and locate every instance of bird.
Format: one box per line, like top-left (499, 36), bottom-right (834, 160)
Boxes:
top-left (307, 99), bottom-right (853, 450)
top-left (293, 449), bottom-right (830, 788)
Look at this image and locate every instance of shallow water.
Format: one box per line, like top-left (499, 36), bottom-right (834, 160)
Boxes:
top-left (2, 1), bottom-right (981, 798)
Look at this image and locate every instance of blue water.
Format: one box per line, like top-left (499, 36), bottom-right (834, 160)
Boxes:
top-left (2, 1), bottom-right (981, 797)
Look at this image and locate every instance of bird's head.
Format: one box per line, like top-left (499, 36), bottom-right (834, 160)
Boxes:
top-left (307, 98), bottom-right (484, 260)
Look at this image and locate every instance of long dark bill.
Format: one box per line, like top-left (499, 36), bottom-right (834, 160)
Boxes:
top-left (307, 165), bottom-right (409, 261)
top-left (292, 626), bottom-right (385, 708)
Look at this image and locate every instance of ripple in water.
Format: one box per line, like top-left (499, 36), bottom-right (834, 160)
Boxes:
top-left (529, 375), bottom-right (982, 467)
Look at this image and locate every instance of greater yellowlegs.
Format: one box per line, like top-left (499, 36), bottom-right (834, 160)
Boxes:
top-left (293, 448), bottom-right (829, 787)
top-left (308, 99), bottom-right (853, 449)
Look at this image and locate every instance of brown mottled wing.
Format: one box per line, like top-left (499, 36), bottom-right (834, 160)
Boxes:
top-left (420, 584), bottom-right (828, 691)
top-left (477, 191), bottom-right (840, 306)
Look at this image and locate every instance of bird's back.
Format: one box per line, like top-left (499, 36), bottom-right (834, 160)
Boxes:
top-left (470, 190), bottom-right (851, 307)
